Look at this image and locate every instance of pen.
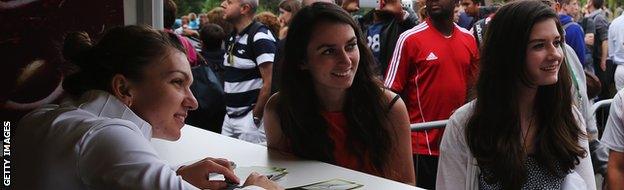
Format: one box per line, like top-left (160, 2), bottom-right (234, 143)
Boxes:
top-left (267, 172), bottom-right (287, 181)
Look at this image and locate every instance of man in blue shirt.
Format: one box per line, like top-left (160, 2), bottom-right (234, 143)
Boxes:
top-left (557, 0), bottom-right (586, 66)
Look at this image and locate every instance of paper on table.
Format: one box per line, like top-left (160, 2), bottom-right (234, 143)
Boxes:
top-left (235, 166), bottom-right (288, 181)
top-left (286, 179), bottom-right (363, 190)
top-left (211, 166), bottom-right (288, 183)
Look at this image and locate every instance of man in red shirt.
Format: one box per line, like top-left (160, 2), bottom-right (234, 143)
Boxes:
top-left (384, 0), bottom-right (479, 188)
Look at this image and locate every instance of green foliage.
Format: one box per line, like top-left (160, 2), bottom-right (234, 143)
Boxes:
top-left (259, 0), bottom-right (282, 13)
top-left (201, 0), bottom-right (222, 13)
top-left (176, 0), bottom-right (206, 17)
top-left (175, 0), bottom-right (282, 16)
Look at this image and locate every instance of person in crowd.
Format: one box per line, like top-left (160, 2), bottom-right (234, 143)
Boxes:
top-left (586, 0), bottom-right (612, 100)
top-left (603, 5), bottom-right (613, 20)
top-left (465, 0), bottom-right (499, 45)
top-left (457, 10), bottom-right (473, 30)
top-left (473, 0), bottom-right (609, 177)
top-left (277, 0), bottom-right (301, 39)
top-left (176, 16), bottom-right (200, 38)
top-left (264, 2), bottom-right (415, 185)
top-left (348, 0), bottom-right (419, 79)
top-left (460, 0), bottom-right (479, 29)
top-left (182, 16), bottom-right (190, 29)
top-left (13, 25), bottom-right (282, 190)
top-left (557, 0), bottom-right (586, 67)
top-left (578, 7), bottom-right (597, 73)
top-left (271, 0), bottom-right (301, 94)
top-left (199, 13), bottom-right (209, 28)
top-left (468, 2), bottom-right (500, 47)
top-left (412, 0), bottom-right (427, 23)
top-left (602, 89), bottom-right (624, 189)
top-left (302, 0), bottom-right (335, 6)
top-left (609, 13), bottom-right (624, 90)
top-left (199, 23), bottom-right (228, 80)
top-left (164, 0), bottom-right (201, 67)
top-left (383, 0), bottom-right (479, 187)
top-left (206, 7), bottom-right (234, 35)
top-left (453, 4), bottom-right (462, 23)
top-left (220, 0), bottom-right (277, 143)
top-left (207, 7), bottom-right (235, 36)
top-left (254, 11), bottom-right (281, 37)
top-left (437, 1), bottom-right (596, 189)
top-left (470, 13), bottom-right (494, 47)
top-left (616, 6), bottom-right (623, 17)
top-left (185, 23), bottom-right (228, 134)
top-left (189, 12), bottom-right (200, 30)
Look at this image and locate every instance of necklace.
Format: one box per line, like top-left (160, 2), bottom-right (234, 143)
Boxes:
top-left (522, 114), bottom-right (535, 154)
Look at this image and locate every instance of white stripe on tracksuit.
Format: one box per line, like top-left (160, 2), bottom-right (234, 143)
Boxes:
top-left (384, 22), bottom-right (429, 88)
top-left (383, 22), bottom-right (435, 155)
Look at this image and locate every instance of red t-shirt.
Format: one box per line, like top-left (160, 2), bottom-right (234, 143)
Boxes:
top-left (322, 112), bottom-right (379, 176)
top-left (384, 19), bottom-right (479, 156)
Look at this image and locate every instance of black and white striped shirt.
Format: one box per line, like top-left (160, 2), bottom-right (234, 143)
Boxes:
top-left (223, 23), bottom-right (277, 118)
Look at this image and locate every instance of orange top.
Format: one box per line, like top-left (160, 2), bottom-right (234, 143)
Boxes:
top-left (321, 111), bottom-right (380, 176)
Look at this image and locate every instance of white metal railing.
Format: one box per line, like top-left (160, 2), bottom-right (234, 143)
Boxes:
top-left (410, 120), bottom-right (448, 131)
top-left (408, 99), bottom-right (613, 133)
top-left (591, 99), bottom-right (613, 116)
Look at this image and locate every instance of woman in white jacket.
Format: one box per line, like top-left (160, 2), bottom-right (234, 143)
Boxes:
top-left (436, 0), bottom-right (596, 189)
top-left (14, 26), bottom-right (281, 190)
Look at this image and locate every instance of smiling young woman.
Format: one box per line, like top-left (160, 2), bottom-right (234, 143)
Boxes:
top-left (263, 2), bottom-right (415, 186)
top-left (437, 0), bottom-right (596, 189)
top-left (436, 0), bottom-right (596, 189)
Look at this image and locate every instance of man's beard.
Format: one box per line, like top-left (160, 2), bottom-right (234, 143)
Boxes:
top-left (224, 14), bottom-right (242, 23)
top-left (427, 9), bottom-right (453, 22)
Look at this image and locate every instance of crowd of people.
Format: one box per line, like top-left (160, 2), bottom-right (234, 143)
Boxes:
top-left (12, 0), bottom-right (624, 189)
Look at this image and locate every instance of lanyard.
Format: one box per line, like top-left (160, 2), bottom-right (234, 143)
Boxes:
top-left (566, 58), bottom-right (583, 105)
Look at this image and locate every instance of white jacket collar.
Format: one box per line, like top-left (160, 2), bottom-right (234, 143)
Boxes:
top-left (76, 90), bottom-right (153, 139)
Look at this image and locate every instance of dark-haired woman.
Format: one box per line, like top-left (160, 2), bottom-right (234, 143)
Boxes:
top-left (14, 25), bottom-right (281, 190)
top-left (436, 1), bottom-right (595, 189)
top-left (277, 0), bottom-right (301, 39)
top-left (264, 3), bottom-right (415, 185)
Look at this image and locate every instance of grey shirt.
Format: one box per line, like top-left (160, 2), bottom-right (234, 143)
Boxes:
top-left (587, 9), bottom-right (610, 60)
top-left (602, 89), bottom-right (624, 153)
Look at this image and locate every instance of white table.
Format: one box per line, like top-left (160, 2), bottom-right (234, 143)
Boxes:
top-left (151, 125), bottom-right (420, 189)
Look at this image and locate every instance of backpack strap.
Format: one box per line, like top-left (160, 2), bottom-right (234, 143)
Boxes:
top-left (387, 94), bottom-right (401, 113)
top-left (246, 21), bottom-right (278, 66)
top-left (562, 20), bottom-right (585, 36)
top-left (246, 21), bottom-right (263, 66)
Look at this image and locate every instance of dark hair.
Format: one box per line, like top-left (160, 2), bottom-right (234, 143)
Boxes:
top-left (279, 0), bottom-right (302, 25)
top-left (275, 2), bottom-right (395, 175)
top-left (466, 0), bottom-right (586, 189)
top-left (591, 0), bottom-right (604, 9)
top-left (199, 23), bottom-right (226, 51)
top-left (63, 31), bottom-right (92, 61)
top-left (62, 25), bottom-right (185, 96)
top-left (164, 0), bottom-right (177, 29)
